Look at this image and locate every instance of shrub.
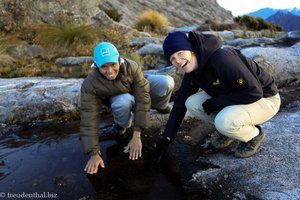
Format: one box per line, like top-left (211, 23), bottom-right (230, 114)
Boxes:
top-left (0, 33), bottom-right (23, 67)
top-left (103, 8), bottom-right (123, 22)
top-left (234, 15), bottom-right (283, 31)
top-left (97, 26), bottom-right (129, 47)
top-left (134, 10), bottom-right (169, 33)
top-left (34, 23), bottom-right (98, 57)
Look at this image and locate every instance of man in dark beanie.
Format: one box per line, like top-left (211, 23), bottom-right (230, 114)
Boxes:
top-left (156, 31), bottom-right (281, 162)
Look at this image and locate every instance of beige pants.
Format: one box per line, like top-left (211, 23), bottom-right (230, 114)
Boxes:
top-left (185, 91), bottom-right (281, 142)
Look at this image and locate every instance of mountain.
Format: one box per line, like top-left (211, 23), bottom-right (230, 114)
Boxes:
top-left (0, 0), bottom-right (233, 33)
top-left (266, 11), bottom-right (300, 31)
top-left (248, 7), bottom-right (300, 19)
top-left (247, 8), bottom-right (278, 19)
top-left (100, 0), bottom-right (233, 27)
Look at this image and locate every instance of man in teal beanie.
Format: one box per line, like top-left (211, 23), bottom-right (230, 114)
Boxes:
top-left (80, 42), bottom-right (174, 174)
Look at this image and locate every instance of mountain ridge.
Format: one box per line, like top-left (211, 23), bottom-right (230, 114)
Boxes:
top-left (266, 11), bottom-right (300, 31)
top-left (247, 7), bottom-right (300, 19)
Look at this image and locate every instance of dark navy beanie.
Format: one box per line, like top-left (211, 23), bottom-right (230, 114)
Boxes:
top-left (163, 31), bottom-right (194, 61)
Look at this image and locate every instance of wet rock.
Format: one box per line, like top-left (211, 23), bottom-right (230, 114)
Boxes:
top-left (54, 176), bottom-right (68, 187)
top-left (0, 160), bottom-right (5, 166)
top-left (232, 191), bottom-right (247, 200)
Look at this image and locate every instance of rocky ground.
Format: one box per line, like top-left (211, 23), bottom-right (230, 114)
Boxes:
top-left (150, 87), bottom-right (300, 200)
top-left (0, 86), bottom-right (299, 200)
top-left (90, 85), bottom-right (300, 200)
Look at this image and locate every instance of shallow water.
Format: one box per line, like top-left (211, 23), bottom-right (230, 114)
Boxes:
top-left (0, 122), bottom-right (184, 200)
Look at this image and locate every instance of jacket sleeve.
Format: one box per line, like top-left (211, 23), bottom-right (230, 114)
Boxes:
top-left (80, 84), bottom-right (101, 154)
top-left (163, 73), bottom-right (198, 140)
top-left (130, 63), bottom-right (150, 129)
top-left (208, 53), bottom-right (263, 112)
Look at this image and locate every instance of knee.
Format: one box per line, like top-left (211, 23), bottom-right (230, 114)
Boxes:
top-left (214, 113), bottom-right (236, 135)
top-left (166, 76), bottom-right (175, 91)
top-left (185, 95), bottom-right (196, 112)
top-left (111, 96), bottom-right (133, 111)
top-left (159, 76), bottom-right (174, 94)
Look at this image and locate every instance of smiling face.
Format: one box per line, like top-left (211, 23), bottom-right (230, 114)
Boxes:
top-left (99, 62), bottom-right (120, 80)
top-left (169, 50), bottom-right (198, 73)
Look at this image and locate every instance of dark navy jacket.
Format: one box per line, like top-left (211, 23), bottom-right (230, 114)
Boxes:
top-left (163, 31), bottom-right (278, 140)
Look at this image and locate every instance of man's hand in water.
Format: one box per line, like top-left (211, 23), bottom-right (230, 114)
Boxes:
top-left (123, 130), bottom-right (142, 160)
top-left (84, 153), bottom-right (105, 174)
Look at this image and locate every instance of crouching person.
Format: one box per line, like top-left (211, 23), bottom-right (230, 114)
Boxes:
top-left (80, 42), bottom-right (174, 174)
top-left (156, 31), bottom-right (281, 162)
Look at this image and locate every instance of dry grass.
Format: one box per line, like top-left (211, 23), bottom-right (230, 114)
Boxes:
top-left (134, 10), bottom-right (169, 33)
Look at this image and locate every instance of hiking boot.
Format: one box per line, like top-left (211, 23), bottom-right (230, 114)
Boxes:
top-left (234, 126), bottom-right (266, 158)
top-left (211, 133), bottom-right (235, 149)
top-left (156, 105), bottom-right (172, 114)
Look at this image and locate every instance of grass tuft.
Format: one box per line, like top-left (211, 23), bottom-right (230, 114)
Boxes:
top-left (134, 10), bottom-right (169, 33)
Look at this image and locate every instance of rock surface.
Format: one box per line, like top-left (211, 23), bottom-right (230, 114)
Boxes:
top-left (0, 77), bottom-right (82, 125)
top-left (242, 42), bottom-right (300, 87)
top-left (158, 87), bottom-right (300, 199)
top-left (100, 0), bottom-right (233, 27)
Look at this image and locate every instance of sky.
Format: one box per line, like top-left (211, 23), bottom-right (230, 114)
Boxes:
top-left (216, 0), bottom-right (300, 16)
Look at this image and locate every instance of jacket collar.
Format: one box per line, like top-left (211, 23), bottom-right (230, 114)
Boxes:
top-left (188, 31), bottom-right (222, 74)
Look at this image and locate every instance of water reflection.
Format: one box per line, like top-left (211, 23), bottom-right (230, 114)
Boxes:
top-left (0, 122), bottom-right (183, 200)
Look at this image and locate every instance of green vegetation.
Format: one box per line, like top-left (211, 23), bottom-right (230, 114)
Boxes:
top-left (134, 10), bottom-right (169, 33)
top-left (234, 15), bottom-right (282, 31)
top-left (0, 33), bottom-right (23, 68)
top-left (0, 18), bottom-right (135, 78)
top-left (34, 23), bottom-right (98, 57)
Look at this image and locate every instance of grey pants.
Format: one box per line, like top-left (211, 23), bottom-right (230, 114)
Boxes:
top-left (109, 75), bottom-right (174, 129)
top-left (185, 91), bottom-right (281, 142)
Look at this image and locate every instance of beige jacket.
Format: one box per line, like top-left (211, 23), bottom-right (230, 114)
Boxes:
top-left (80, 58), bottom-right (150, 154)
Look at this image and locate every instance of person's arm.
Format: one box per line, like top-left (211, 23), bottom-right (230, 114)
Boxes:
top-left (163, 73), bottom-right (198, 140)
top-left (202, 53), bottom-right (263, 114)
top-left (130, 61), bottom-right (151, 129)
top-left (80, 83), bottom-right (103, 173)
top-left (123, 60), bottom-right (150, 160)
top-left (155, 74), bottom-right (198, 163)
top-left (80, 91), bottom-right (102, 154)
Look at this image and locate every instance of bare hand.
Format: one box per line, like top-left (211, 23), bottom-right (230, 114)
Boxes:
top-left (123, 130), bottom-right (142, 160)
top-left (84, 154), bottom-right (105, 174)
